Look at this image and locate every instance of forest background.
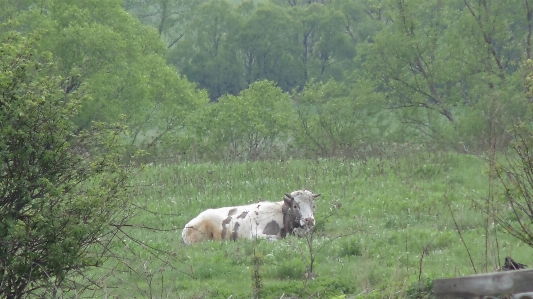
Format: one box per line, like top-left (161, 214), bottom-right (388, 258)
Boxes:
top-left (3, 0), bottom-right (533, 298)
top-left (7, 0), bottom-right (532, 162)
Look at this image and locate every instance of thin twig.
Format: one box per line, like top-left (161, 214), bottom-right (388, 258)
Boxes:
top-left (446, 200), bottom-right (477, 274)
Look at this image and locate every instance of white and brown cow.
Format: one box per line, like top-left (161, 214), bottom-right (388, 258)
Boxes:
top-left (181, 190), bottom-right (320, 245)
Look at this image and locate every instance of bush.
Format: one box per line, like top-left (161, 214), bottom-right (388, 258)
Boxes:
top-left (195, 81), bottom-right (292, 161)
top-left (0, 32), bottom-right (134, 297)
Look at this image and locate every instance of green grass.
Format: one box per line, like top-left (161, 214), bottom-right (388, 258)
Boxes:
top-left (86, 151), bottom-right (533, 298)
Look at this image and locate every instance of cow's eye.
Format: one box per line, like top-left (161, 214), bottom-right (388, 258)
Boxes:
top-left (293, 205), bottom-right (298, 209)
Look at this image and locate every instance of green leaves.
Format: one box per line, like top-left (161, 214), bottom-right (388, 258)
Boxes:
top-left (165, 0), bottom-right (358, 100)
top-left (196, 80), bottom-right (292, 160)
top-left (0, 32), bottom-right (135, 297)
top-left (2, 0), bottom-right (209, 160)
top-left (292, 80), bottom-right (383, 157)
top-left (353, 0), bottom-right (533, 148)
top-left (167, 0), bottom-right (244, 100)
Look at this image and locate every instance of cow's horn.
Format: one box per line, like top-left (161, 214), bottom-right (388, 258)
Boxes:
top-left (312, 193), bottom-right (321, 198)
top-left (285, 193), bottom-right (294, 199)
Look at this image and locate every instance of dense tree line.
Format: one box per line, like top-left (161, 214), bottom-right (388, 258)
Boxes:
top-left (3, 0), bottom-right (533, 160)
top-left (123, 0), bottom-right (533, 158)
top-left (4, 0), bottom-right (533, 164)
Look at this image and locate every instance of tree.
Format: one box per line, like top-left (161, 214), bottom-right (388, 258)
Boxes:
top-left (492, 59), bottom-right (533, 248)
top-left (284, 3), bottom-right (356, 85)
top-left (168, 0), bottom-right (352, 101)
top-left (358, 0), bottom-right (533, 148)
top-left (127, 63), bottom-right (209, 159)
top-left (360, 0), bottom-right (462, 124)
top-left (164, 0), bottom-right (361, 101)
top-left (460, 0), bottom-right (529, 81)
top-left (124, 0), bottom-right (207, 49)
top-left (0, 32), bottom-right (134, 298)
top-left (236, 3), bottom-right (304, 92)
top-left (332, 0), bottom-right (387, 44)
top-left (26, 0), bottom-right (172, 129)
top-left (2, 0), bottom-right (208, 160)
top-left (167, 0), bottom-right (244, 100)
top-left (195, 81), bottom-right (292, 160)
top-left (292, 79), bottom-right (384, 157)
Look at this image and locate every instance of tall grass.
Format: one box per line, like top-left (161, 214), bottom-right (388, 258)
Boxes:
top-left (86, 151), bottom-right (533, 298)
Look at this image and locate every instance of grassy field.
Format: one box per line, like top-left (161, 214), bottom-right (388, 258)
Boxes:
top-left (92, 151), bottom-right (533, 298)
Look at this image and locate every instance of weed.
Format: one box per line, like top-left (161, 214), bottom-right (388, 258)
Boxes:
top-left (251, 244), bottom-right (264, 299)
top-left (338, 237), bottom-right (363, 257)
top-left (406, 277), bottom-right (434, 299)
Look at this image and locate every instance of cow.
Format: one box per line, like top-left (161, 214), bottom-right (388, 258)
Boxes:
top-left (181, 190), bottom-right (320, 245)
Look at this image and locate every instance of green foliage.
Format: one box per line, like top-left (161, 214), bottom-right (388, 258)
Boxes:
top-left (165, 0), bottom-right (357, 100)
top-left (492, 123), bottom-right (533, 247)
top-left (125, 0), bottom-right (208, 48)
top-left (291, 2), bottom-right (356, 83)
top-left (167, 0), bottom-right (244, 100)
top-left (2, 0), bottom-right (208, 160)
top-left (9, 0), bottom-right (165, 124)
top-left (123, 0), bottom-right (533, 159)
top-left (356, 0), bottom-right (533, 149)
top-left (239, 3), bottom-right (304, 91)
top-left (121, 0), bottom-right (533, 160)
top-left (196, 80), bottom-right (292, 160)
top-left (406, 277), bottom-right (434, 299)
top-left (292, 80), bottom-right (385, 157)
top-left (338, 237), bottom-right (363, 257)
top-left (359, 0), bottom-right (462, 124)
top-left (0, 32), bottom-right (133, 297)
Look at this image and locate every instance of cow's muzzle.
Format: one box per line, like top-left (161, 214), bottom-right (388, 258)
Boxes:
top-left (301, 217), bottom-right (315, 227)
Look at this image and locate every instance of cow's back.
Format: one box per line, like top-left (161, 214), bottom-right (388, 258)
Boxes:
top-left (182, 201), bottom-right (285, 244)
top-left (228, 201), bottom-right (285, 241)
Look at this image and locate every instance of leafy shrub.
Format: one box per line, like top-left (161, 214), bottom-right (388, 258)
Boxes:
top-left (406, 277), bottom-right (434, 299)
top-left (0, 32), bottom-right (134, 298)
top-left (195, 80), bottom-right (292, 161)
top-left (292, 80), bottom-right (382, 158)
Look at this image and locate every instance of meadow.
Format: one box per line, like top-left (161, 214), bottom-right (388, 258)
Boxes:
top-left (95, 151), bottom-right (533, 298)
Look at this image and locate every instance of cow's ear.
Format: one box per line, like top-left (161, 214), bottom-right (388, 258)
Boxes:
top-left (283, 196), bottom-right (291, 205)
top-left (312, 193), bottom-right (321, 199)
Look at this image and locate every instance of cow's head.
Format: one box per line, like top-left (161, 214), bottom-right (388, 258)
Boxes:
top-left (283, 189), bottom-right (320, 232)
